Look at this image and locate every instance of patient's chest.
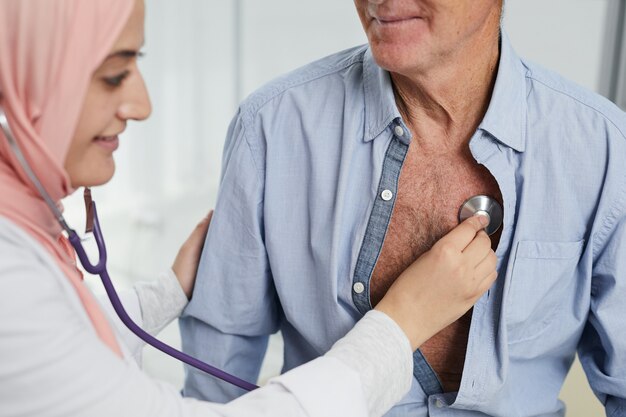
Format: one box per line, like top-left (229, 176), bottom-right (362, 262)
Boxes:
top-left (370, 143), bottom-right (502, 392)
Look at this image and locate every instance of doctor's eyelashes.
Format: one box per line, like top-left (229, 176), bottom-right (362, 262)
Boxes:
top-left (103, 70), bottom-right (131, 87)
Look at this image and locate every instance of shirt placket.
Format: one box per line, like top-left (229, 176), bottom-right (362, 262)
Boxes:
top-left (351, 120), bottom-right (445, 398)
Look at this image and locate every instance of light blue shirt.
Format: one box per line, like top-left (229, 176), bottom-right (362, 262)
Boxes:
top-left (181, 33), bottom-right (626, 416)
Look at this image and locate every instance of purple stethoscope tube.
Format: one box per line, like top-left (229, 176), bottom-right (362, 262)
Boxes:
top-left (0, 107), bottom-right (258, 392)
top-left (3, 104), bottom-right (504, 395)
top-left (69, 202), bottom-right (258, 392)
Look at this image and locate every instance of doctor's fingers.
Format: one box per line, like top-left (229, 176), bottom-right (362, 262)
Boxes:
top-left (195, 210), bottom-right (213, 234)
top-left (472, 249), bottom-right (498, 281)
top-left (201, 210), bottom-right (213, 226)
top-left (476, 270), bottom-right (498, 297)
top-left (439, 214), bottom-right (490, 252)
top-left (183, 210), bottom-right (213, 250)
top-left (460, 255), bottom-right (497, 306)
top-left (461, 230), bottom-right (493, 267)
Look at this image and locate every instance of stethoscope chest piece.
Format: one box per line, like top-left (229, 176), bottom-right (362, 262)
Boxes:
top-left (458, 195), bottom-right (503, 236)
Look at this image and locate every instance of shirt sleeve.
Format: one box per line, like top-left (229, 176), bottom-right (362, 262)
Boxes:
top-left (0, 243), bottom-right (412, 417)
top-left (180, 108), bottom-right (281, 402)
top-left (579, 198), bottom-right (626, 417)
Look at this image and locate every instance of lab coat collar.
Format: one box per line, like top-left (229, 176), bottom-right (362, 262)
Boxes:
top-left (362, 30), bottom-right (527, 152)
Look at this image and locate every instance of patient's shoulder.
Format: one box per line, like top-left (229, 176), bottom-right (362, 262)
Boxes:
top-left (239, 45), bottom-right (368, 118)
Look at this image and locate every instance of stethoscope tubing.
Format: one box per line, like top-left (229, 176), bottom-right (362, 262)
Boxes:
top-left (3, 105), bottom-right (503, 394)
top-left (1, 106), bottom-right (258, 392)
top-left (73, 203), bottom-right (259, 392)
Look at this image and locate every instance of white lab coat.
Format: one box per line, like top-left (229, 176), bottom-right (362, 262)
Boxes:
top-left (0, 216), bottom-right (413, 417)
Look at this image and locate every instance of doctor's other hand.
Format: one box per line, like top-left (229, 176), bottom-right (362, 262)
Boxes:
top-left (172, 210), bottom-right (213, 300)
top-left (375, 214), bottom-right (497, 351)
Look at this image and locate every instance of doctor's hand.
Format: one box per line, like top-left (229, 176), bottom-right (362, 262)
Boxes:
top-left (375, 214), bottom-right (497, 351)
top-left (172, 210), bottom-right (213, 300)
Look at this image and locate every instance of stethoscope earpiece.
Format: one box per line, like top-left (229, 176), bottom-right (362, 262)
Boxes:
top-left (458, 195), bottom-right (503, 236)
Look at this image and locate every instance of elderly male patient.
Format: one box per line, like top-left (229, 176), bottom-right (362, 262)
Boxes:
top-left (181, 0), bottom-right (626, 415)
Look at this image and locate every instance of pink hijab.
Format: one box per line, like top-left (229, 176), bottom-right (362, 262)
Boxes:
top-left (0, 0), bottom-right (137, 357)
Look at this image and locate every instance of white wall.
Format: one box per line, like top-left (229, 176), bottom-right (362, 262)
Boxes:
top-left (63, 1), bottom-right (612, 415)
top-left (504, 0), bottom-right (608, 92)
top-left (238, 1), bottom-right (367, 97)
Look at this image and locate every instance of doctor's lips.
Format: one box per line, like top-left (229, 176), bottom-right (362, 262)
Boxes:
top-left (93, 135), bottom-right (120, 151)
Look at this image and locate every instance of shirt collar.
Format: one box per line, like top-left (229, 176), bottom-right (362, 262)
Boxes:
top-left (478, 31), bottom-right (528, 152)
top-left (362, 48), bottom-right (403, 142)
top-left (362, 31), bottom-right (528, 152)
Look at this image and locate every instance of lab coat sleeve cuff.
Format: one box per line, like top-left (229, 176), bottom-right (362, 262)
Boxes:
top-left (268, 356), bottom-right (370, 417)
top-left (134, 268), bottom-right (189, 336)
top-left (324, 309), bottom-right (414, 417)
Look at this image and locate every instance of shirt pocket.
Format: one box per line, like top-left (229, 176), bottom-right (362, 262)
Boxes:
top-left (505, 239), bottom-right (584, 344)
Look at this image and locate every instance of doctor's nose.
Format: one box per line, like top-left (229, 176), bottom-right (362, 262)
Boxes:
top-left (118, 71), bottom-right (152, 122)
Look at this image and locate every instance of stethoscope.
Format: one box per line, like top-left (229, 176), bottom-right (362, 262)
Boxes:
top-left (0, 107), bottom-right (258, 391)
top-left (458, 195), bottom-right (503, 236)
top-left (1, 106), bottom-right (503, 392)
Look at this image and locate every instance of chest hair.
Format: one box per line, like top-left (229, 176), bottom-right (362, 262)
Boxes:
top-left (370, 145), bottom-right (502, 306)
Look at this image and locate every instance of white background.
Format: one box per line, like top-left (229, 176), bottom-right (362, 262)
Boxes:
top-left (64, 1), bottom-right (611, 415)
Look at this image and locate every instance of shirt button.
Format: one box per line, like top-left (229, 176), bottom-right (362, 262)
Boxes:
top-left (435, 399), bottom-right (444, 408)
top-left (394, 125), bottom-right (405, 137)
top-left (381, 189), bottom-right (393, 201)
top-left (353, 282), bottom-right (365, 294)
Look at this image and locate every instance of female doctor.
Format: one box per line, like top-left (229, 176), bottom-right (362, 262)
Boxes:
top-left (0, 0), bottom-right (497, 416)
